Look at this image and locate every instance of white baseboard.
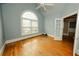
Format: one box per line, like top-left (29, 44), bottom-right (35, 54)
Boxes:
top-left (5, 33), bottom-right (42, 44)
top-left (48, 34), bottom-right (55, 38)
top-left (48, 34), bottom-right (62, 41)
top-left (0, 43), bottom-right (6, 56)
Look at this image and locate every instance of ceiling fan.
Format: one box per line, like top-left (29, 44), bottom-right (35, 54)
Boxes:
top-left (36, 3), bottom-right (54, 11)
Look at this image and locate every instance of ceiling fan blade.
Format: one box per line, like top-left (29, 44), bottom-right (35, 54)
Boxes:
top-left (36, 3), bottom-right (53, 12)
top-left (36, 5), bottom-right (42, 9)
top-left (44, 3), bottom-right (54, 6)
top-left (43, 6), bottom-right (47, 11)
top-left (36, 6), bottom-right (41, 9)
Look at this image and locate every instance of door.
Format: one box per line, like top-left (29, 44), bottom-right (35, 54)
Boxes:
top-left (74, 10), bottom-right (79, 55)
top-left (55, 18), bottom-right (63, 40)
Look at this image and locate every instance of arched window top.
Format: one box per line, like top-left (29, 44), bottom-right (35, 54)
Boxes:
top-left (22, 11), bottom-right (38, 20)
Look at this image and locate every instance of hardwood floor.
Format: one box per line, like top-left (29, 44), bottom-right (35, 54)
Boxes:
top-left (0, 53), bottom-right (1, 56)
top-left (2, 35), bottom-right (73, 56)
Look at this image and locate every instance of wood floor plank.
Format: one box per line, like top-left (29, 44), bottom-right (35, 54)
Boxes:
top-left (2, 35), bottom-right (73, 56)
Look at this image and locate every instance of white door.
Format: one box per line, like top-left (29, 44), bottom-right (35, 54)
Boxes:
top-left (74, 10), bottom-right (79, 55)
top-left (55, 18), bottom-right (63, 40)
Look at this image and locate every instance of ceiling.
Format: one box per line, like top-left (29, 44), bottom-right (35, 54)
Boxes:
top-left (34, 3), bottom-right (68, 16)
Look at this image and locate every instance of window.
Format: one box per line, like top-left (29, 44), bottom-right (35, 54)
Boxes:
top-left (21, 12), bottom-right (38, 35)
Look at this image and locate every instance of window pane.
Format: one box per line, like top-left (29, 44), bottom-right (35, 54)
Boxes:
top-left (22, 27), bottom-right (31, 31)
top-left (22, 12), bottom-right (38, 20)
top-left (32, 27), bottom-right (38, 33)
top-left (22, 19), bottom-right (31, 27)
top-left (22, 27), bottom-right (31, 35)
top-left (32, 30), bottom-right (38, 33)
top-left (32, 27), bottom-right (38, 30)
top-left (32, 21), bottom-right (38, 27)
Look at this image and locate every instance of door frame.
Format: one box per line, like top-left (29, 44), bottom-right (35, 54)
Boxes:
top-left (61, 11), bottom-right (77, 56)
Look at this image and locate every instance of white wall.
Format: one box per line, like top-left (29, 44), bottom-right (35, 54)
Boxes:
top-left (44, 3), bottom-right (66, 38)
top-left (63, 4), bottom-right (79, 16)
